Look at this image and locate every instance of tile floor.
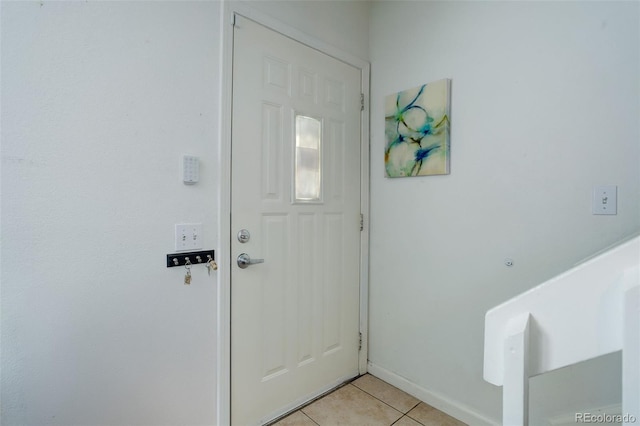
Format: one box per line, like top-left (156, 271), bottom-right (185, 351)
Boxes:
top-left (271, 374), bottom-right (467, 426)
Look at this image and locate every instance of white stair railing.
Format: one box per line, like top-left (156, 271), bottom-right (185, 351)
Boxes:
top-left (484, 236), bottom-right (640, 426)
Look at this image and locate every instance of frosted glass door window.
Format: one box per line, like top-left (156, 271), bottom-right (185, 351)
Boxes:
top-left (295, 115), bottom-right (322, 201)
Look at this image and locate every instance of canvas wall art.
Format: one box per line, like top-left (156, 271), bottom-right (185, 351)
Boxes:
top-left (384, 79), bottom-right (451, 177)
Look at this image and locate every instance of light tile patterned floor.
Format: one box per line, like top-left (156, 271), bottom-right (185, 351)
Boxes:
top-left (272, 374), bottom-right (467, 426)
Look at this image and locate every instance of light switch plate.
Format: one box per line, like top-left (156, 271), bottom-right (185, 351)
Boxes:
top-left (592, 185), bottom-right (617, 215)
top-left (175, 223), bottom-right (203, 251)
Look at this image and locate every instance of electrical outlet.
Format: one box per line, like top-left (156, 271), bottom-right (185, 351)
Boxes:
top-left (592, 185), bottom-right (617, 215)
top-left (175, 223), bottom-right (203, 251)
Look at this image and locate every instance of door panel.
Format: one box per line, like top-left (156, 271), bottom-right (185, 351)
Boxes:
top-left (231, 15), bottom-right (362, 425)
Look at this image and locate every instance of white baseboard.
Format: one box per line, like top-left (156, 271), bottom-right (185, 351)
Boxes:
top-left (367, 362), bottom-right (499, 426)
top-left (549, 404), bottom-right (623, 426)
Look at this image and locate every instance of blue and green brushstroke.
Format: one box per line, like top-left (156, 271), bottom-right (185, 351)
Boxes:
top-left (384, 80), bottom-right (450, 177)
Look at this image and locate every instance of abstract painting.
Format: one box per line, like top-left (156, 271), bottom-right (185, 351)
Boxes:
top-left (384, 79), bottom-right (451, 177)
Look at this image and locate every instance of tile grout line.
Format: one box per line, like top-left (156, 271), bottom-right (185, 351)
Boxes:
top-left (351, 380), bottom-right (421, 416)
top-left (306, 383), bottom-right (405, 426)
top-left (274, 375), bottom-right (454, 426)
top-left (391, 414), bottom-right (427, 426)
top-left (302, 381), bottom-right (407, 426)
top-left (301, 410), bottom-right (320, 426)
top-left (271, 377), bottom-right (359, 425)
top-left (348, 384), bottom-right (403, 417)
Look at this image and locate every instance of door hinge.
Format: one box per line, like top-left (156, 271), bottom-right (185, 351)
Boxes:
top-left (359, 332), bottom-right (363, 351)
top-left (360, 214), bottom-right (364, 231)
top-left (360, 93), bottom-right (365, 111)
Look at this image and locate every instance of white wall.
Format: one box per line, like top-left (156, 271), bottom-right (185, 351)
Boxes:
top-left (1, 2), bottom-right (222, 424)
top-left (368, 1), bottom-right (639, 424)
top-left (0, 1), bottom-right (370, 424)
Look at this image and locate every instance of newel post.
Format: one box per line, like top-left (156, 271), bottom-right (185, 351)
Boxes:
top-left (623, 284), bottom-right (639, 425)
top-left (503, 313), bottom-right (531, 426)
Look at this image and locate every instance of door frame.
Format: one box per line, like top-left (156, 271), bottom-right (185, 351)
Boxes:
top-left (217, 3), bottom-right (370, 425)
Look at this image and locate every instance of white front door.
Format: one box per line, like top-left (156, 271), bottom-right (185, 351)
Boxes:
top-left (231, 15), bottom-right (363, 426)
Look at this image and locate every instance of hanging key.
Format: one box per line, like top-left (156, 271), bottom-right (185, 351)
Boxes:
top-left (206, 256), bottom-right (218, 276)
top-left (184, 259), bottom-right (192, 285)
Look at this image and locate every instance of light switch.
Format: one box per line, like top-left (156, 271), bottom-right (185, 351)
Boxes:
top-left (175, 223), bottom-right (203, 251)
top-left (592, 185), bottom-right (617, 215)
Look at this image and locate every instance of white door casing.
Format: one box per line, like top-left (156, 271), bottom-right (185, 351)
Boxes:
top-left (230, 14), bottom-right (365, 426)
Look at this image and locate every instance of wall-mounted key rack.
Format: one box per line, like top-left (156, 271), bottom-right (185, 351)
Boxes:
top-left (166, 250), bottom-right (215, 267)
